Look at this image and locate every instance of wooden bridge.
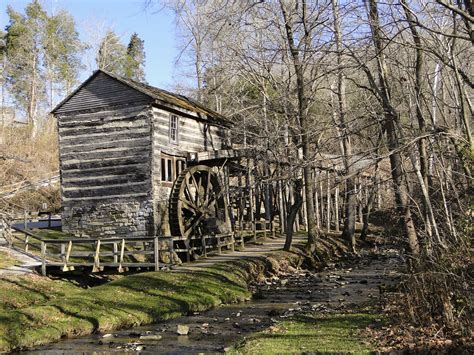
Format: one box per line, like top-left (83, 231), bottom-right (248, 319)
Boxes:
top-left (4, 217), bottom-right (274, 276)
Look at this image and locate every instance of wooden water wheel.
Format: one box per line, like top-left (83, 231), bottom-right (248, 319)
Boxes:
top-left (169, 165), bottom-right (230, 256)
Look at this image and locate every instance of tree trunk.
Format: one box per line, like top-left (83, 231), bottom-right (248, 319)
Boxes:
top-left (367, 0), bottom-right (419, 255)
top-left (284, 179), bottom-right (303, 251)
top-left (331, 0), bottom-right (356, 252)
top-left (280, 0), bottom-right (318, 252)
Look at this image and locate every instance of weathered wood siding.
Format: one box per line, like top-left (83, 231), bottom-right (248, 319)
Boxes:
top-left (55, 72), bottom-right (151, 114)
top-left (150, 106), bottom-right (230, 235)
top-left (58, 104), bottom-right (155, 238)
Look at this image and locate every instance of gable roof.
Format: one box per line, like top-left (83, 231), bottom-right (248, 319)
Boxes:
top-left (52, 70), bottom-right (232, 126)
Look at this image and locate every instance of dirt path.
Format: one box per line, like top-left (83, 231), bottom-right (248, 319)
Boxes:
top-left (26, 246), bottom-right (403, 353)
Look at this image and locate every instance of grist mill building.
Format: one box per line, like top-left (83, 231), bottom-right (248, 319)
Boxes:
top-left (52, 70), bottom-right (232, 238)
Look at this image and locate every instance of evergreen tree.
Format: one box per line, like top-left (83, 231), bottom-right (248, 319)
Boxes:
top-left (5, 0), bottom-right (47, 125)
top-left (124, 32), bottom-right (146, 82)
top-left (44, 10), bottom-right (84, 108)
top-left (96, 31), bottom-right (126, 74)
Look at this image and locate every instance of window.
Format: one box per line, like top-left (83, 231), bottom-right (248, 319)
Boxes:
top-left (170, 115), bottom-right (179, 143)
top-left (160, 153), bottom-right (186, 184)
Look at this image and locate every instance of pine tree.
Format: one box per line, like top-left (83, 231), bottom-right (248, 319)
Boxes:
top-left (5, 0), bottom-right (47, 126)
top-left (124, 33), bottom-right (146, 82)
top-left (96, 31), bottom-right (127, 74)
top-left (44, 10), bottom-right (84, 109)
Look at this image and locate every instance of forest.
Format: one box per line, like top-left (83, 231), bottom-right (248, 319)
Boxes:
top-left (0, 0), bottom-right (472, 353)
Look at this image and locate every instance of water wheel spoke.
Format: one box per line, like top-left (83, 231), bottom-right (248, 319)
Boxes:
top-left (179, 197), bottom-right (197, 212)
top-left (184, 214), bottom-right (205, 236)
top-left (207, 189), bottom-right (225, 211)
top-left (169, 164), bottom-right (230, 251)
top-left (184, 184), bottom-right (195, 205)
top-left (190, 173), bottom-right (201, 205)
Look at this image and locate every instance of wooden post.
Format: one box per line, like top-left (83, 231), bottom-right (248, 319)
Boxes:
top-left (24, 234), bottom-right (29, 253)
top-left (23, 210), bottom-right (27, 231)
top-left (202, 236), bottom-right (207, 257)
top-left (217, 235), bottom-right (222, 255)
top-left (61, 243), bottom-right (66, 263)
top-left (118, 239), bottom-right (125, 273)
top-left (92, 240), bottom-right (101, 272)
top-left (154, 236), bottom-right (159, 271)
top-left (184, 239), bottom-right (191, 262)
top-left (231, 233), bottom-right (235, 251)
top-left (63, 240), bottom-right (72, 271)
top-left (113, 242), bottom-right (118, 264)
top-left (41, 241), bottom-right (46, 276)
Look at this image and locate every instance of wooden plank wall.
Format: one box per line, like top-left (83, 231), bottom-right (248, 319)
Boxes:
top-left (55, 72), bottom-right (151, 113)
top-left (151, 107), bottom-right (231, 235)
top-left (57, 104), bottom-right (155, 237)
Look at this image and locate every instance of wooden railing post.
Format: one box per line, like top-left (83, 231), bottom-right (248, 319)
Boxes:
top-left (253, 221), bottom-right (257, 242)
top-left (217, 235), bottom-right (222, 255)
top-left (168, 238), bottom-right (174, 264)
top-left (154, 236), bottom-right (159, 271)
top-left (63, 240), bottom-right (73, 271)
top-left (230, 233), bottom-right (235, 252)
top-left (92, 240), bottom-right (101, 272)
top-left (118, 239), bottom-right (125, 273)
top-left (23, 211), bottom-right (28, 231)
top-left (41, 241), bottom-right (47, 276)
top-left (113, 242), bottom-right (118, 264)
top-left (202, 236), bottom-right (207, 258)
top-left (24, 233), bottom-right (29, 253)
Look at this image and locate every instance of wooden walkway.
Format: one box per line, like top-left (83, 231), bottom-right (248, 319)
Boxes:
top-left (5, 221), bottom-right (276, 276)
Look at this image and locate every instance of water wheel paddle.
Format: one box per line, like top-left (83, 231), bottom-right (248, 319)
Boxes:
top-left (169, 165), bottom-right (230, 256)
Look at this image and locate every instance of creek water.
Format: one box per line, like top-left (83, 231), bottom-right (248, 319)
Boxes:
top-left (21, 249), bottom-right (402, 354)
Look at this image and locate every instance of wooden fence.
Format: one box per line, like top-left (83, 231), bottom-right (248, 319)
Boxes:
top-left (7, 221), bottom-right (274, 276)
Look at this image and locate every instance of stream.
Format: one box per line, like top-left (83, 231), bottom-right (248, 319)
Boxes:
top-left (21, 249), bottom-right (402, 354)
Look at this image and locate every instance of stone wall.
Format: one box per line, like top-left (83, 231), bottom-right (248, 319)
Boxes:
top-left (62, 200), bottom-right (154, 238)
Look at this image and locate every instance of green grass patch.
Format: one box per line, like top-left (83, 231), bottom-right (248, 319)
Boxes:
top-left (0, 251), bottom-right (19, 269)
top-left (0, 249), bottom-right (303, 352)
top-left (232, 313), bottom-right (380, 354)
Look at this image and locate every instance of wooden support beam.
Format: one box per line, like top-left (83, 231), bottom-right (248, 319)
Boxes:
top-left (113, 242), bottom-right (118, 264)
top-left (41, 241), bottom-right (46, 276)
top-left (154, 236), bottom-right (159, 271)
top-left (118, 239), bottom-right (125, 272)
top-left (92, 240), bottom-right (101, 272)
top-left (63, 240), bottom-right (73, 272)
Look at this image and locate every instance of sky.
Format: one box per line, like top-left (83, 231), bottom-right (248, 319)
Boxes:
top-left (0, 0), bottom-right (180, 89)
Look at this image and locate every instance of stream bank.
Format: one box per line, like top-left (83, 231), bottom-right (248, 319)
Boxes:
top-left (22, 248), bottom-right (403, 353)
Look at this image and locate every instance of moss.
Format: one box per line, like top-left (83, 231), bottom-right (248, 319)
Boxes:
top-left (232, 313), bottom-right (381, 354)
top-left (0, 249), bottom-right (303, 352)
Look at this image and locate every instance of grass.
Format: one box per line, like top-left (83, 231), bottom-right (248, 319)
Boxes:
top-left (0, 249), bottom-right (303, 352)
top-left (0, 251), bottom-right (19, 269)
top-left (232, 313), bottom-right (380, 354)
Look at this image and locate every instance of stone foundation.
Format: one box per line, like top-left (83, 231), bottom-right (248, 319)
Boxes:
top-left (62, 200), bottom-right (154, 238)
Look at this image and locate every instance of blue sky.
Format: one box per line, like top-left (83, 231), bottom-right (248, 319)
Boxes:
top-left (0, 0), bottom-right (179, 89)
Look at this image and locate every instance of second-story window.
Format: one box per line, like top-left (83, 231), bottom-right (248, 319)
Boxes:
top-left (170, 114), bottom-right (179, 143)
